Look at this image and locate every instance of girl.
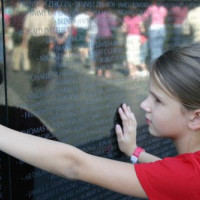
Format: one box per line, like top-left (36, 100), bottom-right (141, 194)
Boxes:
top-left (0, 44), bottom-right (200, 199)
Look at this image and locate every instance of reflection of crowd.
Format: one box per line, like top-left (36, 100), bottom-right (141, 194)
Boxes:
top-left (2, 0), bottom-right (200, 81)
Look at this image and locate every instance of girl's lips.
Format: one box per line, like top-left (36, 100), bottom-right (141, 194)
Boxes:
top-left (146, 118), bottom-right (152, 124)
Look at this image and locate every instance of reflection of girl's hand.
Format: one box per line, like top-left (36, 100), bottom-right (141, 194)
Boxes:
top-left (115, 104), bottom-right (137, 157)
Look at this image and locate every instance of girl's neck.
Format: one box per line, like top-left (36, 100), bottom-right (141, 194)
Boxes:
top-left (173, 131), bottom-right (200, 154)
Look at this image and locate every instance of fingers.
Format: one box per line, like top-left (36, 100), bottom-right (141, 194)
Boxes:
top-left (118, 103), bottom-right (136, 122)
top-left (123, 104), bottom-right (134, 119)
top-left (116, 104), bottom-right (137, 156)
top-left (128, 107), bottom-right (136, 121)
top-left (118, 104), bottom-right (137, 136)
top-left (115, 124), bottom-right (124, 141)
top-left (118, 107), bottom-right (127, 121)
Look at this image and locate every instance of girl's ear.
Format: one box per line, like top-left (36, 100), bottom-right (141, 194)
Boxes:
top-left (188, 109), bottom-right (200, 131)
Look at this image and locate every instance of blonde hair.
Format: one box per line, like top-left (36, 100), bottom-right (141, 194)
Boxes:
top-left (150, 44), bottom-right (200, 110)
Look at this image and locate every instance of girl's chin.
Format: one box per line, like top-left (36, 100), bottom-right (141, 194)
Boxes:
top-left (148, 128), bottom-right (169, 138)
top-left (148, 127), bottom-right (160, 137)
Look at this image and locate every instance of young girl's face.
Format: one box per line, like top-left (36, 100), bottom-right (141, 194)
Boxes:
top-left (140, 76), bottom-right (190, 139)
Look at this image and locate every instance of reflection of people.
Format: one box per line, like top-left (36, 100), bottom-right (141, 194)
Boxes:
top-left (10, 3), bottom-right (30, 72)
top-left (87, 11), bottom-right (98, 75)
top-left (95, 4), bottom-right (117, 78)
top-left (183, 5), bottom-right (200, 44)
top-left (4, 10), bottom-right (13, 53)
top-left (170, 3), bottom-right (188, 47)
top-left (142, 0), bottom-right (168, 62)
top-left (23, 0), bottom-right (55, 87)
top-left (53, 6), bottom-right (71, 70)
top-left (72, 8), bottom-right (90, 64)
top-left (123, 7), bottom-right (143, 77)
top-left (0, 44), bottom-right (200, 199)
top-left (140, 34), bottom-right (148, 72)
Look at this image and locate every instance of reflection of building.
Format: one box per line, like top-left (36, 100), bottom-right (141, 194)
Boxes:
top-left (183, 6), bottom-right (200, 43)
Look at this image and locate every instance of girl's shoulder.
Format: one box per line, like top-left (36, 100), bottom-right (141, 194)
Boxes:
top-left (135, 152), bottom-right (200, 199)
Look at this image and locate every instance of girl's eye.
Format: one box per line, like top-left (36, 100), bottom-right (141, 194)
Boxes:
top-left (149, 93), bottom-right (161, 103)
top-left (154, 96), bottom-right (161, 103)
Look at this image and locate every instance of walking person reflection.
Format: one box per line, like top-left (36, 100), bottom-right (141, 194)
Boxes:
top-left (122, 6), bottom-right (144, 78)
top-left (72, 6), bottom-right (90, 65)
top-left (142, 0), bottom-right (168, 62)
top-left (170, 2), bottom-right (188, 47)
top-left (86, 10), bottom-right (98, 75)
top-left (23, 0), bottom-right (55, 88)
top-left (10, 3), bottom-right (30, 72)
top-left (94, 2), bottom-right (117, 78)
top-left (53, 6), bottom-right (71, 72)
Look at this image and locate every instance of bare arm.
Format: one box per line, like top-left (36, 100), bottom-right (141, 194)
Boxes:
top-left (0, 125), bottom-right (147, 198)
top-left (0, 125), bottom-right (78, 178)
top-left (115, 104), bottom-right (161, 163)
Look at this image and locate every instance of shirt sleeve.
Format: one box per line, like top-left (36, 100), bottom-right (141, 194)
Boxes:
top-left (134, 154), bottom-right (200, 200)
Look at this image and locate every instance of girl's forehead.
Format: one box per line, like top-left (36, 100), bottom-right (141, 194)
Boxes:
top-left (149, 75), bottom-right (164, 90)
top-left (149, 75), bottom-right (175, 99)
top-left (149, 76), bottom-right (184, 107)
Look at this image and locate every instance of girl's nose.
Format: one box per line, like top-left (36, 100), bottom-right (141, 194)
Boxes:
top-left (140, 98), bottom-right (151, 113)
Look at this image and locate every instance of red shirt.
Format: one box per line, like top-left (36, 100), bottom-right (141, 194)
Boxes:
top-left (135, 151), bottom-right (200, 200)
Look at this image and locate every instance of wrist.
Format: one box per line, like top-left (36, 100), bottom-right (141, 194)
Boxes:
top-left (130, 147), bottom-right (145, 164)
top-left (126, 145), bottom-right (137, 157)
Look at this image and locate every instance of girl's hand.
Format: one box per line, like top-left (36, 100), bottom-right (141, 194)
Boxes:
top-left (115, 104), bottom-right (137, 157)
